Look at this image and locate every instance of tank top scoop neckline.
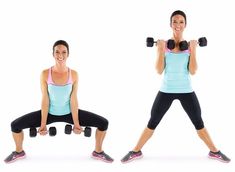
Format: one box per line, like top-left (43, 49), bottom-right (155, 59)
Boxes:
top-left (165, 47), bottom-right (190, 54)
top-left (47, 67), bottom-right (72, 86)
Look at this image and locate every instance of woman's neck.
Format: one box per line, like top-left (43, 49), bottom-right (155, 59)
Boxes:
top-left (53, 65), bottom-right (68, 73)
top-left (173, 33), bottom-right (183, 43)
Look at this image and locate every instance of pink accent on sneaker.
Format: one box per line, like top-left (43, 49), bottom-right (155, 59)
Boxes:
top-left (121, 151), bottom-right (143, 163)
top-left (208, 151), bottom-right (230, 163)
top-left (91, 151), bottom-right (113, 163)
top-left (4, 151), bottom-right (26, 164)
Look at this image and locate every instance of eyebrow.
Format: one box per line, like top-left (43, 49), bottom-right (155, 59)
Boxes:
top-left (173, 19), bottom-right (185, 22)
top-left (55, 49), bottom-right (67, 51)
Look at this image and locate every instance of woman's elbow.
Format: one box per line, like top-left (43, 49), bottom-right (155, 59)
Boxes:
top-left (155, 66), bottom-right (164, 75)
top-left (41, 96), bottom-right (49, 106)
top-left (190, 71), bottom-right (196, 75)
top-left (189, 68), bottom-right (197, 75)
top-left (70, 97), bottom-right (78, 107)
top-left (156, 69), bottom-right (163, 75)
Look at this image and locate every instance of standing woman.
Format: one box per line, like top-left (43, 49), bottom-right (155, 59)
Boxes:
top-left (4, 40), bottom-right (114, 163)
top-left (121, 10), bottom-right (230, 163)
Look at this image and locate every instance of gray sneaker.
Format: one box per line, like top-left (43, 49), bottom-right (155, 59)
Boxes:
top-left (208, 151), bottom-right (231, 163)
top-left (4, 151), bottom-right (26, 163)
top-left (121, 151), bottom-right (143, 163)
top-left (91, 151), bottom-right (114, 163)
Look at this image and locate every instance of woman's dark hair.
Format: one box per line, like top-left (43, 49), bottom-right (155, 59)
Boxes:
top-left (53, 40), bottom-right (69, 54)
top-left (170, 10), bottom-right (187, 25)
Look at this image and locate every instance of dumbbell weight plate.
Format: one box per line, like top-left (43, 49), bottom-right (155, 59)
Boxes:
top-left (146, 37), bottom-right (154, 47)
top-left (198, 37), bottom-right (207, 47)
top-left (65, 124), bottom-right (72, 134)
top-left (84, 127), bottom-right (92, 137)
top-left (179, 40), bottom-right (188, 51)
top-left (167, 39), bottom-right (175, 50)
top-left (29, 127), bottom-right (37, 137)
top-left (49, 127), bottom-right (57, 136)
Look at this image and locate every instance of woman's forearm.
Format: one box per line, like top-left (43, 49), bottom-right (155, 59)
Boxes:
top-left (41, 98), bottom-right (49, 126)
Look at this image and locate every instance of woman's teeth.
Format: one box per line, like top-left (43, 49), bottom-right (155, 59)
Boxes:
top-left (175, 28), bottom-right (181, 31)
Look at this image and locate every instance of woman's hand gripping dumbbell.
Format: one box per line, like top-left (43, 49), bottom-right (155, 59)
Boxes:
top-left (146, 37), bottom-right (176, 50)
top-left (179, 37), bottom-right (207, 51)
top-left (65, 124), bottom-right (92, 137)
top-left (29, 126), bottom-right (57, 137)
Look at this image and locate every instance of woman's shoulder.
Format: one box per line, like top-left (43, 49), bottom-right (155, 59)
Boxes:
top-left (41, 68), bottom-right (50, 75)
top-left (69, 68), bottom-right (79, 82)
top-left (40, 68), bottom-right (50, 81)
top-left (70, 68), bottom-right (78, 76)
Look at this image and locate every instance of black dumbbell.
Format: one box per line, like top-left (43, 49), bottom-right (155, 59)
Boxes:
top-left (49, 127), bottom-right (57, 136)
top-left (146, 37), bottom-right (155, 47)
top-left (65, 124), bottom-right (72, 134)
top-left (64, 124), bottom-right (92, 137)
top-left (179, 37), bottom-right (207, 51)
top-left (146, 37), bottom-right (175, 50)
top-left (29, 127), bottom-right (37, 137)
top-left (198, 37), bottom-right (207, 46)
top-left (29, 126), bottom-right (57, 137)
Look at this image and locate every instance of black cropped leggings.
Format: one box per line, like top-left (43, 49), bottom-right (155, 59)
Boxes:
top-left (11, 109), bottom-right (109, 133)
top-left (147, 91), bottom-right (204, 130)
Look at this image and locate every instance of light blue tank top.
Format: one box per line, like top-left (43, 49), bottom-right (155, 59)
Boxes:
top-left (47, 67), bottom-right (73, 116)
top-left (160, 49), bottom-right (193, 93)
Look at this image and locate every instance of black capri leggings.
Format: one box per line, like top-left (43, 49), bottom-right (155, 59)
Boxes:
top-left (11, 109), bottom-right (109, 133)
top-left (147, 91), bottom-right (204, 130)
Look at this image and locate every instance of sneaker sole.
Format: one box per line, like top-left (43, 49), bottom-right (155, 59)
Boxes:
top-left (208, 155), bottom-right (230, 163)
top-left (121, 154), bottom-right (143, 164)
top-left (91, 155), bottom-right (113, 163)
top-left (5, 155), bottom-right (26, 164)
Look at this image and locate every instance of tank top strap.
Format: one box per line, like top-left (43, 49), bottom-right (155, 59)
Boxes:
top-left (47, 67), bottom-right (54, 84)
top-left (67, 68), bottom-right (73, 84)
top-left (165, 47), bottom-right (171, 53)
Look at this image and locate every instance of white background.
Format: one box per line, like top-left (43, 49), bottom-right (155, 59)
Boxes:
top-left (0, 0), bottom-right (234, 171)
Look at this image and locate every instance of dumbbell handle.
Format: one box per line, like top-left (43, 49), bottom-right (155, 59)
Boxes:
top-left (30, 126), bottom-right (56, 137)
top-left (37, 128), bottom-right (48, 135)
top-left (65, 124), bottom-right (85, 133)
top-left (74, 127), bottom-right (91, 133)
top-left (187, 37), bottom-right (207, 45)
top-left (185, 41), bottom-right (203, 44)
top-left (73, 128), bottom-right (85, 132)
top-left (38, 130), bottom-right (48, 134)
top-left (65, 124), bottom-right (91, 137)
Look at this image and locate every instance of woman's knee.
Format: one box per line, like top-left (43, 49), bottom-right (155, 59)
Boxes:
top-left (147, 117), bottom-right (159, 130)
top-left (193, 120), bottom-right (204, 130)
top-left (11, 119), bottom-right (22, 133)
top-left (98, 118), bottom-right (109, 131)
